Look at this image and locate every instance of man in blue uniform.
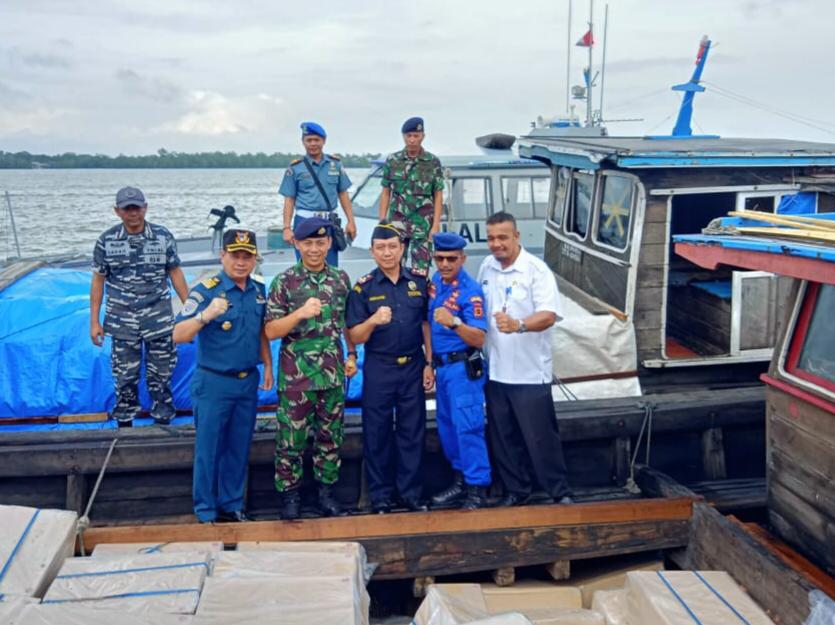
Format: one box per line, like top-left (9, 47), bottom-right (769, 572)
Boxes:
top-left (90, 186), bottom-right (189, 427)
top-left (279, 121), bottom-right (357, 266)
top-left (428, 233), bottom-right (492, 510)
top-left (173, 228), bottom-right (273, 523)
top-left (346, 221), bottom-right (435, 513)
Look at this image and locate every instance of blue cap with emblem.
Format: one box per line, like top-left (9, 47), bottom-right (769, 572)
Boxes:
top-left (401, 117), bottom-right (424, 133)
top-left (115, 186), bottom-right (146, 209)
top-left (433, 232), bottom-right (467, 251)
top-left (294, 217), bottom-right (332, 240)
top-left (300, 121), bottom-right (327, 138)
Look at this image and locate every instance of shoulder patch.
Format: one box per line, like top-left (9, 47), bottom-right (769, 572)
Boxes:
top-left (353, 284), bottom-right (362, 293)
top-left (251, 273), bottom-right (265, 284)
top-left (290, 158), bottom-right (302, 165)
top-left (357, 273), bottom-right (373, 285)
top-left (329, 153), bottom-right (341, 161)
top-left (201, 276), bottom-right (220, 289)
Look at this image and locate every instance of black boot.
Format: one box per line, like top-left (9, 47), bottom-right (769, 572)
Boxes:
top-left (279, 489), bottom-right (301, 520)
top-left (461, 485), bottom-right (489, 510)
top-left (318, 483), bottom-right (342, 517)
top-left (431, 472), bottom-right (465, 507)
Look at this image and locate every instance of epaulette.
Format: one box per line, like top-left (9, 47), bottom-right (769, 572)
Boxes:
top-left (357, 273), bottom-right (373, 285)
top-left (201, 276), bottom-right (221, 289)
top-left (251, 273), bottom-right (265, 284)
top-left (290, 158), bottom-right (302, 165)
top-left (329, 153), bottom-right (341, 161)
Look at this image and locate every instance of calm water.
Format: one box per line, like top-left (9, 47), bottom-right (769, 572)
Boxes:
top-left (0, 168), bottom-right (370, 259)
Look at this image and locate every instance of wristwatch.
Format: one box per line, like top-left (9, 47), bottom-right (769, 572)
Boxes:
top-left (517, 320), bottom-right (527, 334)
top-left (195, 311), bottom-right (206, 324)
top-left (451, 316), bottom-right (463, 329)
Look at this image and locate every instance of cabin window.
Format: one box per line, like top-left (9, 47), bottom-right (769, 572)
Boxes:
top-left (500, 176), bottom-right (550, 220)
top-left (786, 283), bottom-right (835, 392)
top-left (566, 171), bottom-right (594, 239)
top-left (595, 174), bottom-right (635, 251)
top-left (350, 167), bottom-right (384, 218)
top-left (549, 167), bottom-right (571, 227)
top-left (449, 177), bottom-right (492, 220)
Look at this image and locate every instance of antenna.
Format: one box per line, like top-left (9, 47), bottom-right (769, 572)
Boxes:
top-left (598, 3), bottom-right (609, 123)
top-left (566, 0), bottom-right (572, 114)
top-left (586, 0), bottom-right (594, 126)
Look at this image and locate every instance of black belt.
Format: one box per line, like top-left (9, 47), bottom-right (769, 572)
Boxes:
top-left (433, 349), bottom-right (473, 368)
top-left (366, 351), bottom-right (422, 366)
top-left (198, 365), bottom-right (257, 379)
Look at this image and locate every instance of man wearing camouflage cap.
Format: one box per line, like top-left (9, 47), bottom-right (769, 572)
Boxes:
top-left (90, 186), bottom-right (189, 427)
top-left (378, 116), bottom-right (445, 277)
top-left (265, 217), bottom-right (357, 519)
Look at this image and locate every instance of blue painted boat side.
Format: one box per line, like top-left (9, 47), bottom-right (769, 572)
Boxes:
top-left (672, 233), bottom-right (835, 263)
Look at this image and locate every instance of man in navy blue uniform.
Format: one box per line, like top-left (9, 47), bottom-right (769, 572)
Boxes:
top-left (428, 232), bottom-right (492, 509)
top-left (173, 228), bottom-right (273, 523)
top-left (346, 221), bottom-right (435, 513)
top-left (279, 121), bottom-right (357, 266)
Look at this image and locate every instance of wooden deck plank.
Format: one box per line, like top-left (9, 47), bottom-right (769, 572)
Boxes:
top-left (80, 497), bottom-right (694, 552)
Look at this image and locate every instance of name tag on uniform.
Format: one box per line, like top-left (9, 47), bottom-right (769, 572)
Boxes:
top-left (369, 295), bottom-right (386, 302)
top-left (407, 290), bottom-right (422, 297)
top-left (105, 241), bottom-right (130, 257)
top-left (142, 240), bottom-right (166, 264)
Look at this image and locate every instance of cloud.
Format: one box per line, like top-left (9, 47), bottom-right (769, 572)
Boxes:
top-left (0, 107), bottom-right (66, 135)
top-left (20, 52), bottom-right (71, 69)
top-left (115, 68), bottom-right (184, 104)
top-left (158, 90), bottom-right (283, 136)
top-left (0, 80), bottom-right (31, 106)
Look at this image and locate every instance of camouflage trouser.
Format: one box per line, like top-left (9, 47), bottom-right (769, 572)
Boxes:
top-left (274, 386), bottom-right (345, 492)
top-left (111, 335), bottom-right (177, 424)
top-left (389, 204), bottom-right (434, 277)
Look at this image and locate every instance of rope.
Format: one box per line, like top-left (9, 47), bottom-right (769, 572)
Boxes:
top-left (0, 509), bottom-right (41, 588)
top-left (553, 373), bottom-right (579, 401)
top-left (625, 400), bottom-right (655, 494)
top-left (76, 437), bottom-right (119, 556)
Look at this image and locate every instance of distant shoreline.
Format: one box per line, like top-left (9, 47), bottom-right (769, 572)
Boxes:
top-left (0, 149), bottom-right (378, 170)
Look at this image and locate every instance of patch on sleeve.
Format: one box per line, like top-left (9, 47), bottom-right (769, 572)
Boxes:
top-left (182, 298), bottom-right (199, 317)
top-left (428, 283), bottom-right (437, 299)
top-left (473, 301), bottom-right (484, 318)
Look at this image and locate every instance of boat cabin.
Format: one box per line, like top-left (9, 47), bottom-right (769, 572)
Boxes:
top-left (674, 220), bottom-right (835, 576)
top-left (517, 135), bottom-right (835, 389)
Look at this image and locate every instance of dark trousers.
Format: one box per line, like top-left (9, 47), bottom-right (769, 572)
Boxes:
top-left (110, 335), bottom-right (177, 423)
top-left (361, 355), bottom-right (426, 504)
top-left (485, 380), bottom-right (570, 499)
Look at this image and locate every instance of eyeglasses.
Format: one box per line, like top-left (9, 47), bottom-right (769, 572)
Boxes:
top-left (433, 254), bottom-right (460, 264)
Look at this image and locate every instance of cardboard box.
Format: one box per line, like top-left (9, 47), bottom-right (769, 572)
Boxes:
top-left (7, 604), bottom-right (194, 625)
top-left (557, 554), bottom-right (663, 608)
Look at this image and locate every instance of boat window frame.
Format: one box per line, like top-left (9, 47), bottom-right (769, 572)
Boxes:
top-left (782, 281), bottom-right (835, 395)
top-left (349, 165), bottom-right (385, 219)
top-left (592, 170), bottom-right (637, 253)
top-left (563, 169), bottom-right (596, 243)
top-left (499, 174), bottom-right (550, 221)
top-left (548, 167), bottom-right (571, 228)
top-left (447, 175), bottom-right (493, 221)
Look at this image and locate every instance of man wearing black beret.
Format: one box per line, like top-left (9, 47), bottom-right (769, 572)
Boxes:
top-left (378, 116), bottom-right (444, 278)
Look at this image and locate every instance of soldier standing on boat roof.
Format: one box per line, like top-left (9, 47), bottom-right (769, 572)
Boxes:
top-left (173, 228), bottom-right (273, 523)
top-left (477, 211), bottom-right (573, 507)
top-left (378, 116), bottom-right (445, 277)
top-left (264, 217), bottom-right (357, 520)
top-left (279, 121), bottom-right (357, 267)
top-left (346, 221), bottom-right (435, 514)
top-left (90, 186), bottom-right (189, 427)
top-left (427, 232), bottom-right (492, 510)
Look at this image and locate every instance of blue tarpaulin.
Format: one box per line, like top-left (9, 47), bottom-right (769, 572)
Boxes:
top-left (0, 268), bottom-right (364, 427)
top-left (777, 192), bottom-right (817, 215)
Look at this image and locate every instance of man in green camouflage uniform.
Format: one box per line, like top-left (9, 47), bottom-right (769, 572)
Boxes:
top-left (265, 217), bottom-right (357, 519)
top-left (378, 116), bottom-right (445, 277)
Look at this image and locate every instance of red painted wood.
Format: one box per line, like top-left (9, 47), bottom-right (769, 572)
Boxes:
top-left (760, 373), bottom-right (835, 416)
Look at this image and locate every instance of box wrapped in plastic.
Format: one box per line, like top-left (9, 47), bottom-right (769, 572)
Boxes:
top-left (92, 542), bottom-right (223, 558)
top-left (505, 608), bottom-right (604, 625)
top-left (591, 590), bottom-right (627, 625)
top-left (804, 590), bottom-right (835, 625)
top-left (235, 541), bottom-right (372, 584)
top-left (556, 554), bottom-right (663, 608)
top-left (194, 576), bottom-right (361, 625)
top-left (212, 550), bottom-right (368, 623)
top-left (0, 597), bottom-right (33, 624)
top-left (0, 505), bottom-right (77, 599)
top-left (465, 616), bottom-right (533, 625)
top-left (626, 571), bottom-right (776, 625)
top-left (6, 603), bottom-right (194, 625)
top-left (42, 551), bottom-right (211, 615)
top-left (481, 581), bottom-right (583, 612)
top-left (413, 584), bottom-right (491, 625)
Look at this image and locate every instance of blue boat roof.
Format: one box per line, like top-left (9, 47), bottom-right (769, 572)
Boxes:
top-left (673, 233), bottom-right (835, 264)
top-left (370, 153), bottom-right (546, 169)
top-left (517, 135), bottom-right (835, 169)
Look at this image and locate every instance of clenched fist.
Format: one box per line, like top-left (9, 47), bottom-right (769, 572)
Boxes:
top-left (494, 311), bottom-right (520, 334)
top-left (372, 305), bottom-right (392, 326)
top-left (298, 297), bottom-right (322, 320)
top-left (433, 307), bottom-right (455, 328)
top-left (204, 297), bottom-right (229, 321)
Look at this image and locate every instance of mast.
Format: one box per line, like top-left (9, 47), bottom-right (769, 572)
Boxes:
top-left (586, 0), bottom-right (594, 126)
top-left (599, 3), bottom-right (609, 123)
top-left (566, 0), bottom-right (572, 114)
top-left (671, 35), bottom-right (711, 137)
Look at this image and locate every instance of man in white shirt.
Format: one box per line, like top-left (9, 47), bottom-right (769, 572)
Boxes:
top-left (477, 212), bottom-right (572, 506)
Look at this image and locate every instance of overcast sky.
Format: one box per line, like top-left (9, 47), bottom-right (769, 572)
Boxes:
top-left (1, 0), bottom-right (834, 156)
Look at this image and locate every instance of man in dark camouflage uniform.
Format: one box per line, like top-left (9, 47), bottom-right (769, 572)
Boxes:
top-left (378, 116), bottom-right (445, 277)
top-left (265, 217), bottom-right (357, 519)
top-left (90, 186), bottom-right (189, 427)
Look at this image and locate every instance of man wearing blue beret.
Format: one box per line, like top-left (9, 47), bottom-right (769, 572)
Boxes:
top-left (279, 122), bottom-right (357, 266)
top-left (427, 232), bottom-right (492, 509)
top-left (378, 116), bottom-right (444, 278)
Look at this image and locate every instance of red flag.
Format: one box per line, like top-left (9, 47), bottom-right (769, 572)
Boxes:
top-left (576, 29), bottom-right (594, 47)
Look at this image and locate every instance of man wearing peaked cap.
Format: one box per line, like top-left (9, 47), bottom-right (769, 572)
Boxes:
top-left (173, 226), bottom-right (273, 523)
top-left (428, 232), bottom-right (492, 510)
top-left (90, 186), bottom-right (189, 428)
top-left (265, 216), bottom-right (357, 519)
top-left (279, 121), bottom-right (357, 267)
top-left (378, 116), bottom-right (445, 278)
